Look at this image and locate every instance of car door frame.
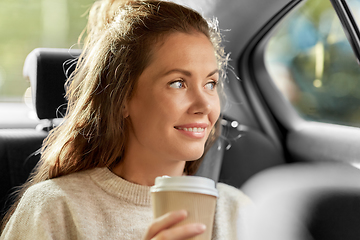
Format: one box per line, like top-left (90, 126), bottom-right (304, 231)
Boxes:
top-left (239, 0), bottom-right (360, 166)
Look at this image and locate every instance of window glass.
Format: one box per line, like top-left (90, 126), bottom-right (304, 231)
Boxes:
top-left (0, 0), bottom-right (92, 128)
top-left (347, 0), bottom-right (360, 27)
top-left (0, 0), bottom-right (92, 102)
top-left (265, 0), bottom-right (360, 127)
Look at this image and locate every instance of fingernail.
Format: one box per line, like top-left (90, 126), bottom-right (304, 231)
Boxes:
top-left (178, 209), bottom-right (187, 217)
top-left (198, 224), bottom-right (206, 232)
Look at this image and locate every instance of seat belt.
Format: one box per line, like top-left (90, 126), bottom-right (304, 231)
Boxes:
top-left (195, 116), bottom-right (248, 183)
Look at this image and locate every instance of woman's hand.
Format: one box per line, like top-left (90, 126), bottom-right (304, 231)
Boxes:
top-left (143, 210), bottom-right (206, 240)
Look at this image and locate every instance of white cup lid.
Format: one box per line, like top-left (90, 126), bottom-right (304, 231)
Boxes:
top-left (151, 175), bottom-right (218, 197)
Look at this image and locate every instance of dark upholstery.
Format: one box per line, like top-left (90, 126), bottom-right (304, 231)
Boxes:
top-left (23, 48), bottom-right (81, 120)
top-left (1, 48), bottom-right (81, 220)
top-left (0, 129), bottom-right (47, 218)
top-left (307, 190), bottom-right (360, 240)
top-left (219, 124), bottom-right (284, 188)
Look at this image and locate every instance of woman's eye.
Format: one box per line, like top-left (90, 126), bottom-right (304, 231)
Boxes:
top-left (169, 80), bottom-right (185, 89)
top-left (204, 81), bottom-right (217, 90)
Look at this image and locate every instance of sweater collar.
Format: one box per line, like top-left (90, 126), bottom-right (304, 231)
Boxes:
top-left (89, 167), bottom-right (151, 206)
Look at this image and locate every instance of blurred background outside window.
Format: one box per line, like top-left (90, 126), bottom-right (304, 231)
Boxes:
top-left (0, 0), bottom-right (92, 127)
top-left (265, 0), bottom-right (360, 128)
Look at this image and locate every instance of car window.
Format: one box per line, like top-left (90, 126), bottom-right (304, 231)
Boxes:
top-left (347, 0), bottom-right (360, 26)
top-left (0, 0), bottom-right (91, 127)
top-left (265, 0), bottom-right (360, 128)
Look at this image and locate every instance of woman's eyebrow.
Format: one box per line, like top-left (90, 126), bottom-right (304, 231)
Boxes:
top-left (207, 69), bottom-right (219, 78)
top-left (162, 69), bottom-right (219, 77)
top-left (163, 69), bottom-right (192, 77)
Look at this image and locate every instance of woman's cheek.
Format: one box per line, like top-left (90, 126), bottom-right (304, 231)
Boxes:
top-left (211, 97), bottom-right (221, 126)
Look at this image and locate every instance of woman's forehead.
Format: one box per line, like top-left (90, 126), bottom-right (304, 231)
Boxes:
top-left (147, 32), bottom-right (217, 72)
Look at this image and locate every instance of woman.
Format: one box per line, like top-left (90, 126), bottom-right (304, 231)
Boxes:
top-left (1, 1), bottom-right (251, 239)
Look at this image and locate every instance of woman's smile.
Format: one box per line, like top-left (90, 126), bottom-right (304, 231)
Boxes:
top-left (174, 123), bottom-right (209, 139)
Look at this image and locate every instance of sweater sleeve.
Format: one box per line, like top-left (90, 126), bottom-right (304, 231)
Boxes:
top-left (212, 183), bottom-right (253, 240)
top-left (1, 181), bottom-right (77, 240)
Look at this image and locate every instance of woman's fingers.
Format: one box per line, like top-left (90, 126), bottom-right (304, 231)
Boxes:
top-left (143, 210), bottom-right (206, 240)
top-left (153, 222), bottom-right (206, 240)
top-left (145, 210), bottom-right (187, 238)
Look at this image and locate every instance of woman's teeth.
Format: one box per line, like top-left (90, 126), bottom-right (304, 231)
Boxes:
top-left (176, 127), bottom-right (205, 132)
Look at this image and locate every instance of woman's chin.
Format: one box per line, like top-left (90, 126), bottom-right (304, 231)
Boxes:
top-left (182, 151), bottom-right (205, 162)
top-left (170, 144), bottom-right (205, 162)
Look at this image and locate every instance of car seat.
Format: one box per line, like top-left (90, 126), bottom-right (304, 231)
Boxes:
top-left (0, 48), bottom-right (81, 219)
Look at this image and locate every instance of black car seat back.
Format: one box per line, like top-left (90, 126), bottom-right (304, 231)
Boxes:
top-left (0, 48), bottom-right (81, 219)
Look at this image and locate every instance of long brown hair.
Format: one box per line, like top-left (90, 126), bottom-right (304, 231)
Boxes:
top-left (2, 0), bottom-right (227, 230)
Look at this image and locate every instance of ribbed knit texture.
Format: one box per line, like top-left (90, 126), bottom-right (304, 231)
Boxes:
top-left (1, 168), bottom-right (251, 240)
top-left (90, 168), bottom-right (151, 206)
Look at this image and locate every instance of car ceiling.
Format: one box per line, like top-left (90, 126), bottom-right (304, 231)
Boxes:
top-left (174, 0), bottom-right (298, 59)
top-left (171, 0), bottom-right (301, 126)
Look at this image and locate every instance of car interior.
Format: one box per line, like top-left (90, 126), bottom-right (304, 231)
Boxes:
top-left (2, 0), bottom-right (360, 238)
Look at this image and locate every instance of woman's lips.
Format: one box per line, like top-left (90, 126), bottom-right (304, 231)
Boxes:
top-left (174, 123), bottom-right (208, 139)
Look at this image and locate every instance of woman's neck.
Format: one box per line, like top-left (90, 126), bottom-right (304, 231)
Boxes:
top-left (111, 157), bottom-right (185, 186)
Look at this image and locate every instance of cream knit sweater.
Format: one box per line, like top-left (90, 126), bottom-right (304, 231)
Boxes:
top-left (1, 168), bottom-right (251, 239)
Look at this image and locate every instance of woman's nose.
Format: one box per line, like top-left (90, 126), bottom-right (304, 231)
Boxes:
top-left (187, 88), bottom-right (212, 115)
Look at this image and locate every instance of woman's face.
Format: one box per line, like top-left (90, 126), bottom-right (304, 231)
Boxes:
top-left (124, 32), bottom-right (220, 163)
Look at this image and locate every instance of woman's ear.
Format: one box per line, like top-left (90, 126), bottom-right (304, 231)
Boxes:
top-left (122, 101), bottom-right (129, 118)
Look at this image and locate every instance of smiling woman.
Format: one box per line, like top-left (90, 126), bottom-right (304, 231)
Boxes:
top-left (0, 1), bottom-right (251, 239)
top-left (114, 32), bottom-right (221, 184)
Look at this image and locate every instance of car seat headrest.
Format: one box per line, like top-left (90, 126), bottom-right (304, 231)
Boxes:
top-left (23, 48), bottom-right (82, 120)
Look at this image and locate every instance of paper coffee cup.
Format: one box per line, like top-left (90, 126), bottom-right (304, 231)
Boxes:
top-left (150, 176), bottom-right (218, 240)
